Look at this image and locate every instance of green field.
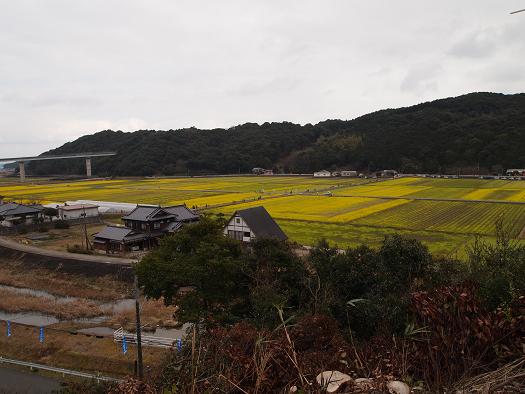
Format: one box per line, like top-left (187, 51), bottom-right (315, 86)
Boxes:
top-left (2, 176), bottom-right (525, 256)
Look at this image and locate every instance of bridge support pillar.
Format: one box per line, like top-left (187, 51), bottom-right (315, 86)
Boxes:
top-left (18, 162), bottom-right (26, 182)
top-left (86, 158), bottom-right (92, 177)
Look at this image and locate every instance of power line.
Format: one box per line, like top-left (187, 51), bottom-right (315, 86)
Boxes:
top-left (511, 9), bottom-right (525, 14)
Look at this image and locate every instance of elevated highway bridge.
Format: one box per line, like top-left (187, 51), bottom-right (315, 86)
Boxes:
top-left (0, 152), bottom-right (116, 182)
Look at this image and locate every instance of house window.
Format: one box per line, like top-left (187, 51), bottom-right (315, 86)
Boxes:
top-left (142, 223), bottom-right (147, 230)
top-left (154, 222), bottom-right (160, 229)
top-left (244, 232), bottom-right (251, 238)
top-left (235, 218), bottom-right (241, 224)
top-left (228, 230), bottom-right (243, 240)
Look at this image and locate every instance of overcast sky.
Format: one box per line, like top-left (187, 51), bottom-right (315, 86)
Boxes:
top-left (0, 1), bottom-right (524, 157)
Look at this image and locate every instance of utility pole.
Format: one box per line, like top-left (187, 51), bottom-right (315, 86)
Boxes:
top-left (134, 275), bottom-right (144, 379)
top-left (81, 206), bottom-right (91, 251)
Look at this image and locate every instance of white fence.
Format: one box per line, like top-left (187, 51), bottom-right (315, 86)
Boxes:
top-left (113, 327), bottom-right (177, 349)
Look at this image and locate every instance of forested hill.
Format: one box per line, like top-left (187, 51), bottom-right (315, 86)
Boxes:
top-left (30, 92), bottom-right (525, 176)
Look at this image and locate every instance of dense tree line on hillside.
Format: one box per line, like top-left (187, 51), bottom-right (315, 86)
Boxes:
top-left (30, 92), bottom-right (525, 176)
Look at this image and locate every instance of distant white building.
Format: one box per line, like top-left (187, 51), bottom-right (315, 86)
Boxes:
top-left (506, 169), bottom-right (525, 176)
top-left (341, 170), bottom-right (358, 177)
top-left (58, 204), bottom-right (99, 220)
top-left (313, 170), bottom-right (331, 177)
top-left (378, 170), bottom-right (399, 178)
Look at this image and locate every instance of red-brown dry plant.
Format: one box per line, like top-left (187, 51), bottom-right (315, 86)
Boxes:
top-left (409, 283), bottom-right (497, 389)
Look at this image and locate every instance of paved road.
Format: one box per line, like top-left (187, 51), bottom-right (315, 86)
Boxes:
top-left (0, 236), bottom-right (134, 266)
top-left (0, 366), bottom-right (62, 394)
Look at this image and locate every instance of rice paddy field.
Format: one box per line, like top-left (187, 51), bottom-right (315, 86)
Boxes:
top-left (3, 175), bottom-right (525, 256)
top-left (0, 176), bottom-right (365, 207)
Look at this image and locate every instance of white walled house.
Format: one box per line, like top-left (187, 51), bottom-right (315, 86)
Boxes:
top-left (224, 206), bottom-right (287, 243)
top-left (58, 204), bottom-right (99, 220)
top-left (341, 170), bottom-right (358, 177)
top-left (313, 170), bottom-right (332, 177)
top-left (225, 213), bottom-right (253, 242)
top-left (0, 203), bottom-right (43, 227)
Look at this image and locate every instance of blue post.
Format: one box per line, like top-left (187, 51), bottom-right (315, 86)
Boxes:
top-left (122, 335), bottom-right (128, 354)
top-left (176, 339), bottom-right (182, 352)
top-left (6, 321), bottom-right (11, 337)
top-left (39, 327), bottom-right (44, 343)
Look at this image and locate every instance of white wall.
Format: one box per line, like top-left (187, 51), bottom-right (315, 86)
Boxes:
top-left (0, 215), bottom-right (39, 227)
top-left (59, 207), bottom-right (99, 220)
top-left (314, 171), bottom-right (331, 177)
top-left (224, 215), bottom-right (253, 242)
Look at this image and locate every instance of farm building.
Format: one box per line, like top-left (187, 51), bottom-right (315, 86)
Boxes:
top-left (313, 170), bottom-right (331, 177)
top-left (377, 170), bottom-right (399, 178)
top-left (121, 204), bottom-right (199, 232)
top-left (93, 226), bottom-right (151, 253)
top-left (94, 204), bottom-right (199, 253)
top-left (506, 169), bottom-right (525, 176)
top-left (58, 203), bottom-right (99, 220)
top-left (224, 206), bottom-right (287, 242)
top-left (252, 168), bottom-right (274, 175)
top-left (341, 170), bottom-right (358, 177)
top-left (0, 202), bottom-right (43, 227)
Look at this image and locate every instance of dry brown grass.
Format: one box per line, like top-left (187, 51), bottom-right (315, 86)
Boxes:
top-left (0, 320), bottom-right (167, 378)
top-left (108, 298), bottom-right (180, 330)
top-left (15, 224), bottom-right (107, 253)
top-left (0, 289), bottom-right (104, 319)
top-left (0, 258), bottom-right (131, 301)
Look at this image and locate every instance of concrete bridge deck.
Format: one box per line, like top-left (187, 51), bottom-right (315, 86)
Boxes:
top-left (0, 152), bottom-right (116, 181)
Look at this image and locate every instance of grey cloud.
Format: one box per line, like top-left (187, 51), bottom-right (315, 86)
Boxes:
top-left (449, 22), bottom-right (525, 58)
top-left (0, 1), bottom-right (524, 156)
top-left (449, 29), bottom-right (500, 58)
top-left (401, 64), bottom-right (443, 94)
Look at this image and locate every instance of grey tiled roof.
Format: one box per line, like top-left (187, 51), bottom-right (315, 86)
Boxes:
top-left (233, 206), bottom-right (287, 241)
top-left (94, 226), bottom-right (146, 242)
top-left (121, 205), bottom-right (175, 222)
top-left (0, 202), bottom-right (42, 217)
top-left (163, 205), bottom-right (199, 222)
top-left (166, 221), bottom-right (184, 232)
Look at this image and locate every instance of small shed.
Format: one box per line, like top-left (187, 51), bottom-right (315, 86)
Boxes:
top-left (224, 206), bottom-right (287, 242)
top-left (93, 226), bottom-right (149, 253)
top-left (313, 170), bottom-right (331, 177)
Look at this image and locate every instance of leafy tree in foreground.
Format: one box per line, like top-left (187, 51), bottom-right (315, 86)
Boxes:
top-left (243, 237), bottom-right (309, 328)
top-left (136, 217), bottom-right (311, 328)
top-left (310, 235), bottom-right (456, 338)
top-left (467, 221), bottom-right (525, 310)
top-left (136, 218), bottom-right (248, 325)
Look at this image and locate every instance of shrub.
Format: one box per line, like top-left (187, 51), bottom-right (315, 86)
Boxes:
top-left (67, 244), bottom-right (93, 255)
top-left (54, 220), bottom-right (70, 229)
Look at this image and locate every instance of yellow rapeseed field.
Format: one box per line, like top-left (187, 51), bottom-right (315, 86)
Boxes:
top-left (3, 176), bottom-right (525, 255)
